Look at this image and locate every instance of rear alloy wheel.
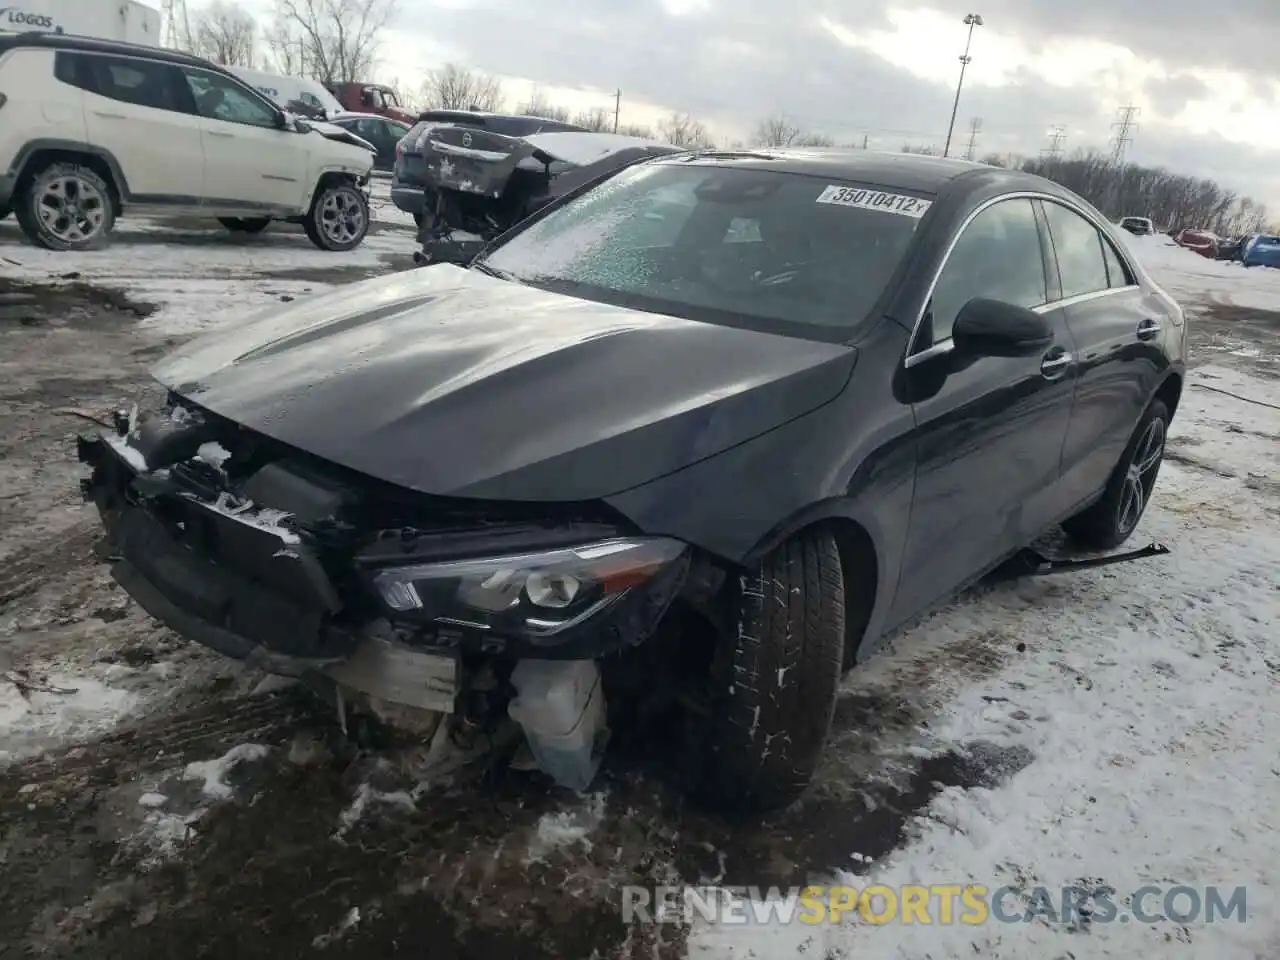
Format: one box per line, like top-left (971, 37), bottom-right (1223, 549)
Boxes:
top-left (1062, 399), bottom-right (1169, 551)
top-left (685, 528), bottom-right (846, 812)
top-left (15, 162), bottom-right (114, 251)
top-left (218, 217), bottom-right (270, 234)
top-left (303, 181), bottom-right (369, 251)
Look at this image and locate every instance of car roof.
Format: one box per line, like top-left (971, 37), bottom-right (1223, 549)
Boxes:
top-left (654, 147), bottom-right (1082, 200)
top-left (0, 30), bottom-right (217, 69)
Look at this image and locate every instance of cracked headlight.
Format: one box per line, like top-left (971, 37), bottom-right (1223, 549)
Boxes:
top-left (372, 537), bottom-right (688, 640)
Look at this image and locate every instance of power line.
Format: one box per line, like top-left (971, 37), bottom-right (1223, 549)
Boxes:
top-left (1109, 105), bottom-right (1139, 166)
top-left (963, 117), bottom-right (982, 160)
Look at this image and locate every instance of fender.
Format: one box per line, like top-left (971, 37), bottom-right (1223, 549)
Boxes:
top-left (8, 138), bottom-right (132, 200)
top-left (742, 491), bottom-right (909, 664)
top-left (302, 162), bottom-right (373, 208)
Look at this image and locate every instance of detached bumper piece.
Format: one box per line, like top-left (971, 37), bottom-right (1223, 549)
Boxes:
top-left (988, 542), bottom-right (1171, 583)
top-left (78, 432), bottom-right (356, 674)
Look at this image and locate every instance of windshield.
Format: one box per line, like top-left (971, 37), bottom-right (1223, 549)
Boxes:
top-left (478, 162), bottom-right (928, 337)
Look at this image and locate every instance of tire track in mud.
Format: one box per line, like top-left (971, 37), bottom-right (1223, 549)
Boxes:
top-left (0, 618), bottom-right (1034, 960)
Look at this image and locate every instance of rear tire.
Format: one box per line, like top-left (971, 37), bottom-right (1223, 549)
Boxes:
top-left (1062, 399), bottom-right (1169, 551)
top-left (14, 162), bottom-right (115, 251)
top-left (303, 180), bottom-right (369, 251)
top-left (218, 217), bottom-right (270, 234)
top-left (685, 528), bottom-right (845, 812)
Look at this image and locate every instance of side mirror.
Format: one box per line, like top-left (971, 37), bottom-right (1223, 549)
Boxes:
top-left (952, 297), bottom-right (1053, 358)
top-left (293, 119), bottom-right (312, 134)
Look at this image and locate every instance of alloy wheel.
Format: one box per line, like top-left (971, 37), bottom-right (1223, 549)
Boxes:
top-left (1116, 416), bottom-right (1165, 536)
top-left (319, 188), bottom-right (366, 246)
top-left (36, 174), bottom-right (107, 245)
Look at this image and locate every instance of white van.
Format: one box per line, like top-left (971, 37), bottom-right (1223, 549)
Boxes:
top-left (225, 65), bottom-right (343, 119)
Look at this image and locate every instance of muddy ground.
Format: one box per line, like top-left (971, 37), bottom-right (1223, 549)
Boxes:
top-left (0, 266), bottom-right (1273, 959)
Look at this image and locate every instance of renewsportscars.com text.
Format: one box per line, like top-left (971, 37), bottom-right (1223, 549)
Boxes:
top-left (621, 884), bottom-right (1248, 926)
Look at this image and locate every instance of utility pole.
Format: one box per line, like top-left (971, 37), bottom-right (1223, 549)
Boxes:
top-left (943, 13), bottom-right (984, 158)
top-left (963, 117), bottom-right (982, 160)
top-left (1108, 106), bottom-right (1139, 217)
top-left (613, 89), bottom-right (621, 133)
top-left (1040, 125), bottom-right (1066, 179)
top-left (1109, 105), bottom-right (1139, 166)
top-left (862, 134), bottom-right (869, 150)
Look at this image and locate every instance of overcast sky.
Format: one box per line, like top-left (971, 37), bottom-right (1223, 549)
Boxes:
top-left (256, 0), bottom-right (1280, 208)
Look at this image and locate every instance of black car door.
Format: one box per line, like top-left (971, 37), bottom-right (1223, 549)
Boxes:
top-left (888, 196), bottom-right (1079, 626)
top-left (1040, 200), bottom-right (1166, 510)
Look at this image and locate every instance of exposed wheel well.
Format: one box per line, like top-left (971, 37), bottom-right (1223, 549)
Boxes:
top-left (1155, 372), bottom-right (1183, 421)
top-left (812, 517), bottom-right (878, 665)
top-left (17, 149), bottom-right (122, 216)
top-left (313, 171), bottom-right (362, 196)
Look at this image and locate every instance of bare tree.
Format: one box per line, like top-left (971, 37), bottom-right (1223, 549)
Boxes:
top-left (264, 0), bottom-right (397, 85)
top-left (189, 1), bottom-right (257, 66)
top-left (420, 63), bottom-right (505, 112)
top-left (794, 132), bottom-right (835, 147)
top-left (1020, 148), bottom-right (1274, 233)
top-left (572, 107), bottom-right (613, 132)
top-left (617, 122), bottom-right (654, 139)
top-left (901, 143), bottom-right (940, 156)
top-left (657, 112), bottom-right (714, 149)
top-left (515, 87), bottom-right (570, 121)
top-left (752, 114), bottom-right (802, 147)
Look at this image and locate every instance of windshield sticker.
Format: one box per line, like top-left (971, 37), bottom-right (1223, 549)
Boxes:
top-left (815, 185), bottom-right (932, 219)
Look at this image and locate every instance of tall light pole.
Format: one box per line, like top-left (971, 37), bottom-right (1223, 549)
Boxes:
top-left (943, 13), bottom-right (983, 158)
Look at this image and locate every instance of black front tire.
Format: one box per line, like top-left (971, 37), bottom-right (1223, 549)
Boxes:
top-left (685, 529), bottom-right (846, 812)
top-left (1062, 399), bottom-right (1169, 550)
top-left (303, 181), bottom-right (369, 252)
top-left (218, 217), bottom-right (270, 233)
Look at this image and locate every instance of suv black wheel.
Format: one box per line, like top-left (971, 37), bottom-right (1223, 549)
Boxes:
top-left (303, 181), bottom-right (369, 251)
top-left (15, 162), bottom-right (115, 251)
top-left (685, 528), bottom-right (846, 812)
top-left (1062, 398), bottom-right (1169, 550)
top-left (218, 217), bottom-right (270, 234)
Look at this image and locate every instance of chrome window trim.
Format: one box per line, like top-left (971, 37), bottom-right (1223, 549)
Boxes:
top-left (903, 190), bottom-right (1143, 367)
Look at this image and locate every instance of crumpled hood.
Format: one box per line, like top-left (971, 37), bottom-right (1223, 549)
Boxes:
top-left (306, 119), bottom-right (376, 156)
top-left (152, 266), bottom-right (857, 501)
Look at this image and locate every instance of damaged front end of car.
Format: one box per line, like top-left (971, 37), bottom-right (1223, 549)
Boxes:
top-left (77, 393), bottom-right (693, 786)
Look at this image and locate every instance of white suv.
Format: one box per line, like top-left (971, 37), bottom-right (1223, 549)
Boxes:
top-left (0, 33), bottom-right (376, 251)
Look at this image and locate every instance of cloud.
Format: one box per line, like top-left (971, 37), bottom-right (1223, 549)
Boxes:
top-left (241, 0), bottom-right (1280, 208)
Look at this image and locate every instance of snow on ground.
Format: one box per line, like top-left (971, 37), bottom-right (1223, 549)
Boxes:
top-left (689, 236), bottom-right (1280, 958)
top-left (0, 177), bottom-right (417, 337)
top-left (1122, 232), bottom-right (1280, 314)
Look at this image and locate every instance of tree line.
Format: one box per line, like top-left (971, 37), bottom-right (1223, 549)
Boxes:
top-left (182, 0), bottom-right (1272, 234)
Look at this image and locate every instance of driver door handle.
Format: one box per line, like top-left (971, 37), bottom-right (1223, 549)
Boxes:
top-left (1040, 350), bottom-right (1072, 379)
top-left (1137, 318), bottom-right (1161, 341)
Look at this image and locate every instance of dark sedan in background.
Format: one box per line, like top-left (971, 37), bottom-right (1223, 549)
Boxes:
top-left (78, 151), bottom-right (1186, 812)
top-left (328, 112), bottom-right (412, 171)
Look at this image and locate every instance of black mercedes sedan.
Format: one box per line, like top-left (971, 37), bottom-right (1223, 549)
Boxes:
top-left (78, 149), bottom-right (1186, 811)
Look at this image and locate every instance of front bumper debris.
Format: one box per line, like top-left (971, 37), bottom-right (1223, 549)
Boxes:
top-left (76, 405), bottom-right (689, 716)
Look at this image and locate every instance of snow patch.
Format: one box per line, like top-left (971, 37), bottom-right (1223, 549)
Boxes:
top-left (0, 670), bottom-right (139, 766)
top-left (333, 782), bottom-right (416, 839)
top-left (182, 743), bottom-right (271, 799)
top-left (524, 791), bottom-right (607, 863)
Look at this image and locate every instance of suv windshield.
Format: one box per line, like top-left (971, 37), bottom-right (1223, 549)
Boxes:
top-left (478, 162), bottom-right (927, 337)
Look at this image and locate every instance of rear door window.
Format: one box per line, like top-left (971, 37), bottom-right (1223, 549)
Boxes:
top-left (1043, 202), bottom-right (1110, 299)
top-left (73, 54), bottom-right (189, 113)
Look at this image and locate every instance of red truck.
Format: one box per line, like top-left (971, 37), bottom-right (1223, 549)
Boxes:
top-left (326, 82), bottom-right (415, 124)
